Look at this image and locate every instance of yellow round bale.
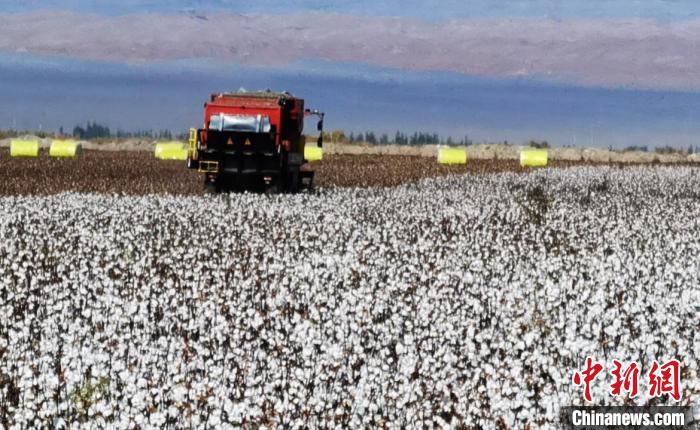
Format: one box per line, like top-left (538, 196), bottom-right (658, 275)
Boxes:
top-left (437, 147), bottom-right (467, 165)
top-left (49, 140), bottom-right (81, 158)
top-left (154, 142), bottom-right (188, 160)
top-left (520, 148), bottom-right (549, 167)
top-left (10, 139), bottom-right (39, 158)
top-left (304, 146), bottom-right (323, 162)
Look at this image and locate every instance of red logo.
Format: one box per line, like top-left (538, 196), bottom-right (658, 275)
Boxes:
top-left (648, 359), bottom-right (682, 401)
top-left (572, 357), bottom-right (604, 402)
top-left (573, 358), bottom-right (682, 402)
top-left (610, 360), bottom-right (640, 398)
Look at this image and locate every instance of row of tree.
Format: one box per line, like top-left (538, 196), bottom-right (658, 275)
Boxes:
top-left (4, 122), bottom-right (700, 154)
top-left (325, 130), bottom-right (474, 146)
top-left (622, 145), bottom-right (698, 155)
top-left (68, 123), bottom-right (477, 146)
top-left (67, 122), bottom-right (183, 140)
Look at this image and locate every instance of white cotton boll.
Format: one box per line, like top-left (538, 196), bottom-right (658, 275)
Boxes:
top-left (681, 289), bottom-right (700, 312)
top-left (131, 391), bottom-right (148, 412)
top-left (469, 260), bottom-right (484, 273)
top-left (126, 302), bottom-right (138, 316)
top-left (149, 412), bottom-right (166, 427)
top-left (51, 417), bottom-right (66, 429)
top-left (604, 318), bottom-right (621, 336)
top-left (117, 369), bottom-right (131, 383)
top-left (136, 378), bottom-right (148, 389)
top-left (523, 331), bottom-right (537, 348)
top-left (167, 404), bottom-right (181, 419)
top-left (133, 414), bottom-right (145, 427)
top-left (172, 385), bottom-right (188, 403)
top-left (396, 342), bottom-right (406, 355)
top-left (1, 167), bottom-right (697, 428)
top-left (251, 313), bottom-right (264, 329)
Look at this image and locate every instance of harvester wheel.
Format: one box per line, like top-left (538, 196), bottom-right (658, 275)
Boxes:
top-left (187, 157), bottom-right (199, 170)
top-left (264, 183), bottom-right (279, 194)
top-left (204, 178), bottom-right (218, 194)
top-left (287, 165), bottom-right (300, 193)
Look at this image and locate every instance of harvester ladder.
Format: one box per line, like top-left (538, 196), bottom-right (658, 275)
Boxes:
top-left (188, 128), bottom-right (198, 160)
top-left (198, 160), bottom-right (219, 173)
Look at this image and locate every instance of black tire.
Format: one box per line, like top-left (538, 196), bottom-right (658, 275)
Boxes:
top-left (204, 178), bottom-right (218, 194)
top-left (264, 183), bottom-right (279, 194)
top-left (286, 165), bottom-right (300, 193)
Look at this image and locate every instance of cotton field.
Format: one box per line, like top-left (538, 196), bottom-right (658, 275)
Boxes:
top-left (0, 151), bottom-right (585, 195)
top-left (1, 166), bottom-right (699, 429)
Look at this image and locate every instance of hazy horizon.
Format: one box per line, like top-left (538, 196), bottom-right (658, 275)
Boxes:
top-left (1, 1), bottom-right (700, 149)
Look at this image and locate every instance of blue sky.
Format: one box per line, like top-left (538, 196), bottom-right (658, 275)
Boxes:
top-left (0, 1), bottom-right (699, 147)
top-left (2, 0), bottom-right (698, 21)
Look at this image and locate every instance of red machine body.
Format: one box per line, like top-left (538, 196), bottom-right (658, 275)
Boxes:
top-left (201, 92), bottom-right (305, 153)
top-left (187, 90), bottom-right (324, 193)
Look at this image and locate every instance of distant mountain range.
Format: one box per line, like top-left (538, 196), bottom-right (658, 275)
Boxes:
top-left (1, 55), bottom-right (700, 149)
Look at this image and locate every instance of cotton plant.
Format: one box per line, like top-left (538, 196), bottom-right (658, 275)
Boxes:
top-left (0, 166), bottom-right (698, 428)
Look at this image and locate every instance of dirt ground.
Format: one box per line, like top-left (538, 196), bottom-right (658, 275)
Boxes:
top-left (0, 151), bottom-right (688, 196)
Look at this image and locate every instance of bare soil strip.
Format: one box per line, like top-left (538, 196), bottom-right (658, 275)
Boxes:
top-left (0, 151), bottom-right (693, 196)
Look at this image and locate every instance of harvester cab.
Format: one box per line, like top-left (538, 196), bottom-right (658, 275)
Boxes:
top-left (187, 90), bottom-right (324, 193)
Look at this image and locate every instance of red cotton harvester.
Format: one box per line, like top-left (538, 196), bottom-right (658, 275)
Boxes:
top-left (187, 89), bottom-right (324, 193)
